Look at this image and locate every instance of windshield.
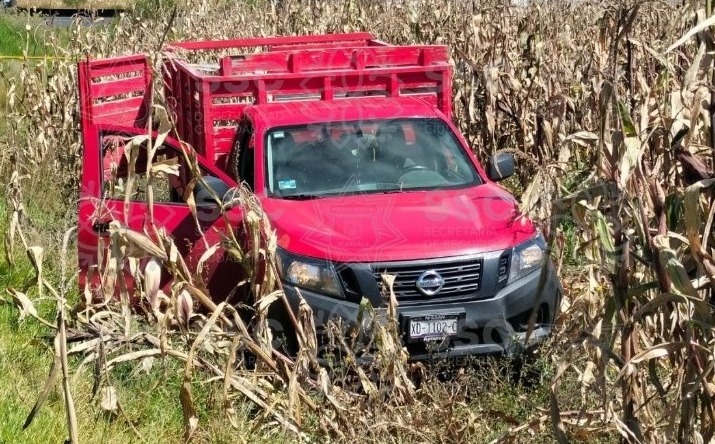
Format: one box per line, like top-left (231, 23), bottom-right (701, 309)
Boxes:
top-left (265, 118), bottom-right (480, 198)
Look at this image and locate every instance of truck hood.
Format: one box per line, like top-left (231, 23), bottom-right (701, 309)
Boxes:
top-left (261, 184), bottom-right (537, 263)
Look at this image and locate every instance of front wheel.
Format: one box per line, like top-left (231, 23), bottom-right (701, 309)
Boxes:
top-left (267, 301), bottom-right (299, 356)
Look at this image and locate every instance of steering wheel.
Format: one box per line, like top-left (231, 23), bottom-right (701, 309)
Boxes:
top-left (401, 164), bottom-right (429, 172)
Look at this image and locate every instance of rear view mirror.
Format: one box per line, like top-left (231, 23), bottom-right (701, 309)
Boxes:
top-left (487, 152), bottom-right (515, 181)
top-left (193, 176), bottom-right (230, 206)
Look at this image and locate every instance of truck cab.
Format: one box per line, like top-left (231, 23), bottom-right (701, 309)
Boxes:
top-left (77, 33), bottom-right (561, 359)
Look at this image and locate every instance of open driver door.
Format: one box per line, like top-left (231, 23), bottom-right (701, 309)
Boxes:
top-left (77, 55), bottom-right (246, 304)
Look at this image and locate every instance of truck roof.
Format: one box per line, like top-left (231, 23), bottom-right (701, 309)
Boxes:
top-left (243, 96), bottom-right (442, 129)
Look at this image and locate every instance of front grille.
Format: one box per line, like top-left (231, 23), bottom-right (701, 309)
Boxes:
top-left (372, 257), bottom-right (483, 304)
top-left (498, 253), bottom-right (510, 284)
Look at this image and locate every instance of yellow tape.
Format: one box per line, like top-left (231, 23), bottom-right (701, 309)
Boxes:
top-left (0, 55), bottom-right (68, 60)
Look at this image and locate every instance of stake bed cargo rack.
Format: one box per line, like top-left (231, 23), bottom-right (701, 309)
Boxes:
top-left (162, 33), bottom-right (452, 168)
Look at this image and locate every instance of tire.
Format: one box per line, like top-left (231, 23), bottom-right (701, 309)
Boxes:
top-left (267, 301), bottom-right (299, 356)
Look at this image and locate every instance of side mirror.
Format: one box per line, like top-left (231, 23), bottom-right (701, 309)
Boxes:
top-left (193, 176), bottom-right (230, 206)
top-left (487, 152), bottom-right (515, 181)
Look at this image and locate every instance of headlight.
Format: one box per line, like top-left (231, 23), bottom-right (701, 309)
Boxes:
top-left (508, 234), bottom-right (546, 283)
top-left (276, 248), bottom-right (343, 298)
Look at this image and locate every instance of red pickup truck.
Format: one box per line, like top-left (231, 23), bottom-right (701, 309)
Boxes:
top-left (76, 33), bottom-right (561, 359)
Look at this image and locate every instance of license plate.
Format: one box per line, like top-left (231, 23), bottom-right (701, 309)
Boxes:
top-left (408, 315), bottom-right (459, 340)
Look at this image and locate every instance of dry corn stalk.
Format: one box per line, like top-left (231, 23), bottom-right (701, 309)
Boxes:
top-left (1, 0), bottom-right (715, 443)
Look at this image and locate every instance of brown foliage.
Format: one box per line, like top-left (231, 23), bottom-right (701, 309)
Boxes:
top-left (2, 0), bottom-right (715, 443)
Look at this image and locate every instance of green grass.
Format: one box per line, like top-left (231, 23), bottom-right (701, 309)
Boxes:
top-left (133, 0), bottom-right (177, 17)
top-left (0, 13), bottom-right (44, 57)
top-left (0, 11), bottom-right (68, 136)
top-left (0, 251), bottom-right (73, 444)
top-left (0, 255), bottom-right (292, 443)
top-left (0, 195), bottom-right (295, 443)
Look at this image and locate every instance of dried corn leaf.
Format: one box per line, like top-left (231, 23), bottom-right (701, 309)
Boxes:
top-left (684, 178), bottom-right (715, 254)
top-left (100, 386), bottom-right (118, 413)
top-left (7, 288), bottom-right (39, 322)
top-left (144, 258), bottom-right (162, 310)
top-left (666, 13), bottom-right (715, 53)
top-left (150, 157), bottom-right (180, 178)
top-left (109, 221), bottom-right (167, 260)
top-left (654, 235), bottom-right (698, 297)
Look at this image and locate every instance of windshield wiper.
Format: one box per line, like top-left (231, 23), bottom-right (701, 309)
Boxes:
top-left (281, 194), bottom-right (323, 200)
top-left (374, 183), bottom-right (404, 193)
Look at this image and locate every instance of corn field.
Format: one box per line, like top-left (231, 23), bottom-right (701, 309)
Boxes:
top-left (1, 0), bottom-right (715, 442)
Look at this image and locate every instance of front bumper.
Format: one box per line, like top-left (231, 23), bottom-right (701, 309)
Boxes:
top-left (281, 260), bottom-right (562, 360)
